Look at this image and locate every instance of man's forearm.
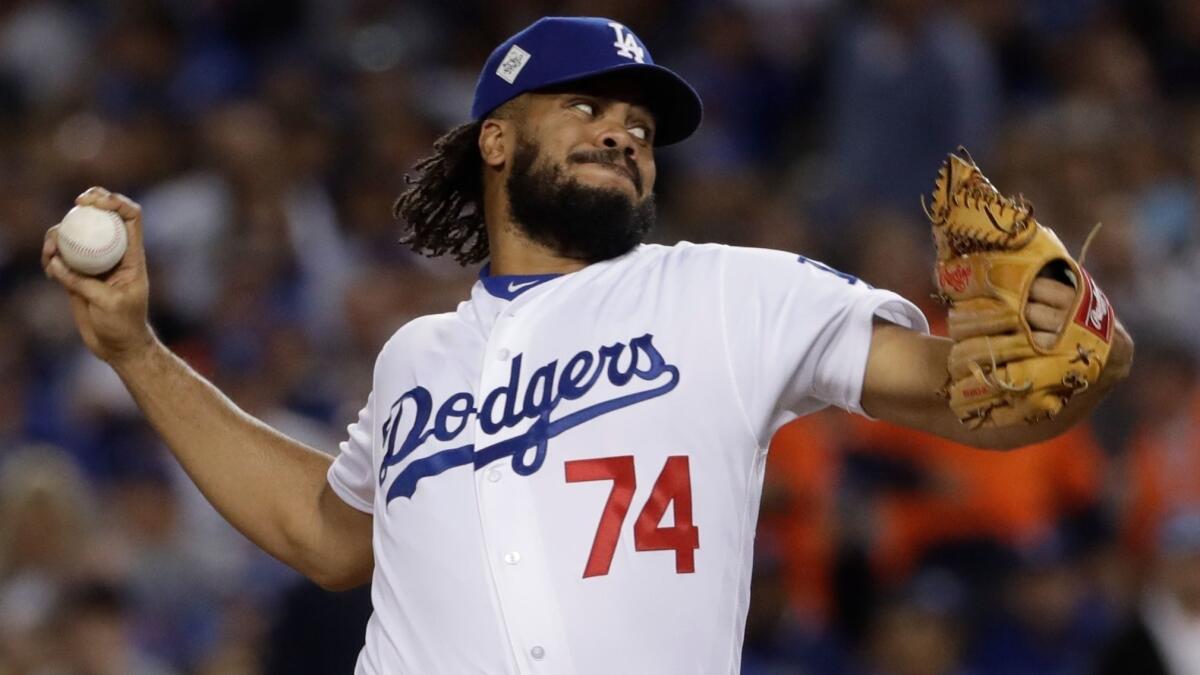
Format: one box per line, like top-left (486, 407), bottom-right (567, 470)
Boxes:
top-left (865, 321), bottom-right (1134, 450)
top-left (111, 339), bottom-right (346, 578)
top-left (41, 188), bottom-right (370, 586)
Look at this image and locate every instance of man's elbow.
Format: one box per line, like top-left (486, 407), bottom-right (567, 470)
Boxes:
top-left (303, 556), bottom-right (373, 592)
top-left (310, 567), bottom-right (372, 592)
top-left (285, 519), bottom-right (374, 591)
top-left (297, 483), bottom-right (375, 591)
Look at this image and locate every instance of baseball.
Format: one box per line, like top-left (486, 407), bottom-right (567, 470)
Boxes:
top-left (55, 205), bottom-right (128, 276)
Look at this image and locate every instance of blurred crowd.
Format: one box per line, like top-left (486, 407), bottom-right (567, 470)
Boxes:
top-left (0, 0), bottom-right (1197, 673)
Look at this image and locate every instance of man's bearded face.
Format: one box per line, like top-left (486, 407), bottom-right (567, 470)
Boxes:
top-left (505, 130), bottom-right (656, 263)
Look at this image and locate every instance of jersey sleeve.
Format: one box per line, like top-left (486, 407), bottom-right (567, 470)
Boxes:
top-left (327, 392), bottom-right (376, 514)
top-left (718, 246), bottom-right (929, 445)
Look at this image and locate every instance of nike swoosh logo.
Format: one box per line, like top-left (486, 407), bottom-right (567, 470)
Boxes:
top-left (507, 279), bottom-right (543, 293)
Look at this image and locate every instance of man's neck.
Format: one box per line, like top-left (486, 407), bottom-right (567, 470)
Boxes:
top-left (481, 172), bottom-right (588, 276)
top-left (485, 221), bottom-right (588, 277)
top-left (482, 234), bottom-right (585, 276)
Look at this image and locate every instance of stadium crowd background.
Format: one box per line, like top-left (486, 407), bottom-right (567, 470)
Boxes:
top-left (0, 0), bottom-right (1197, 673)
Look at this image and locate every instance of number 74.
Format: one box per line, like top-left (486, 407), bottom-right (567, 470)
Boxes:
top-left (564, 455), bottom-right (700, 578)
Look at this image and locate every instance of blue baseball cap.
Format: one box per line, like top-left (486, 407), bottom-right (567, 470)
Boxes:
top-left (471, 16), bottom-right (703, 146)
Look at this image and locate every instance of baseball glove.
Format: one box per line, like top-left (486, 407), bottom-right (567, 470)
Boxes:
top-left (924, 148), bottom-right (1115, 428)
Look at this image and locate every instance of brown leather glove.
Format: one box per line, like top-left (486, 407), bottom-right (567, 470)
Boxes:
top-left (925, 149), bottom-right (1115, 428)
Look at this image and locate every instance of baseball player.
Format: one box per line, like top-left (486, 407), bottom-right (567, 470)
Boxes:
top-left (42, 16), bottom-right (1132, 675)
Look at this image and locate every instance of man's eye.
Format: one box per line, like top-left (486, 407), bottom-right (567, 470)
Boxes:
top-left (572, 102), bottom-right (595, 116)
top-left (630, 126), bottom-right (648, 141)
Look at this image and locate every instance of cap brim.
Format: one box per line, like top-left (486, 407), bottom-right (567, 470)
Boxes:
top-left (533, 63), bottom-right (703, 147)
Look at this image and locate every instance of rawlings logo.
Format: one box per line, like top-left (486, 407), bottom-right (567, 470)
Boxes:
top-left (1072, 270), bottom-right (1113, 342)
top-left (1087, 292), bottom-right (1109, 330)
top-left (378, 334), bottom-right (679, 504)
top-left (938, 263), bottom-right (973, 294)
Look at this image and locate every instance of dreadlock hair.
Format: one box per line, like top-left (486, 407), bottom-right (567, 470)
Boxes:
top-left (393, 119), bottom-right (489, 265)
top-left (393, 98), bottom-right (532, 265)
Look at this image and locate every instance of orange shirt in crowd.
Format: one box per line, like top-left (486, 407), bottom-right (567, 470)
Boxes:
top-left (1124, 394), bottom-right (1200, 560)
top-left (762, 412), bottom-right (841, 623)
top-left (845, 416), bottom-right (1104, 581)
top-left (760, 394), bottom-right (1105, 621)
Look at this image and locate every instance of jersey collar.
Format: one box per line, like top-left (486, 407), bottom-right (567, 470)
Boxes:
top-left (478, 263), bottom-right (562, 300)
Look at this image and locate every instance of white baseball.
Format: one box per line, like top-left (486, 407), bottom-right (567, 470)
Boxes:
top-left (55, 205), bottom-right (128, 276)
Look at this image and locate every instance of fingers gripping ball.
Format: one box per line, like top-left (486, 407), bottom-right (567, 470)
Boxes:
top-left (55, 205), bottom-right (128, 276)
top-left (924, 149), bottom-right (1115, 428)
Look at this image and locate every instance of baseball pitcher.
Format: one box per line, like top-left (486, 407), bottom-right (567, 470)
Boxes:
top-left (41, 16), bottom-right (1133, 675)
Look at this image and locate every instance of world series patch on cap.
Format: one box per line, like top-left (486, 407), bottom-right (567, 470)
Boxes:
top-left (471, 16), bottom-right (704, 146)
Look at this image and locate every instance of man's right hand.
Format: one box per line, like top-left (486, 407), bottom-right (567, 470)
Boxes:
top-left (42, 187), bottom-right (155, 365)
top-left (40, 187), bottom-right (373, 588)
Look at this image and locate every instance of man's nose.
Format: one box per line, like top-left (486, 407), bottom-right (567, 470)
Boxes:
top-left (597, 128), bottom-right (638, 159)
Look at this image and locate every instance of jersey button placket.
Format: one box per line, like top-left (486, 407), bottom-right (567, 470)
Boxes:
top-left (472, 298), bottom-right (576, 673)
top-left (473, 311), bottom-right (543, 672)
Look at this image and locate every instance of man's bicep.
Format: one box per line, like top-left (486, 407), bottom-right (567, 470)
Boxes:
top-left (860, 320), bottom-right (1058, 450)
top-left (861, 319), bottom-right (961, 438)
top-left (316, 480), bottom-right (375, 589)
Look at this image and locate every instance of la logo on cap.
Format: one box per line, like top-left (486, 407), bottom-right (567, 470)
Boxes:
top-left (496, 44), bottom-right (531, 84)
top-left (608, 22), bottom-right (644, 63)
top-left (471, 16), bottom-right (703, 145)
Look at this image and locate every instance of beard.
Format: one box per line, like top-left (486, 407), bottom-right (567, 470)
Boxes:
top-left (505, 135), bottom-right (656, 263)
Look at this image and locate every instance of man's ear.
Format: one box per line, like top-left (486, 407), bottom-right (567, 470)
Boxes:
top-left (479, 119), bottom-right (509, 169)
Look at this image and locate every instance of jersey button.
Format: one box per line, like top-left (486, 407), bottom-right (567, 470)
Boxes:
top-left (530, 646), bottom-right (545, 661)
top-left (497, 348), bottom-right (511, 361)
top-left (503, 551), bottom-right (521, 565)
top-left (487, 468), bottom-right (502, 482)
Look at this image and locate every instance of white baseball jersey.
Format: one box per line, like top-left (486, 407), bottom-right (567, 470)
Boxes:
top-left (328, 242), bottom-right (928, 674)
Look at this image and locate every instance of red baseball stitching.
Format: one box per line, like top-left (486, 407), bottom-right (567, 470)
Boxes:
top-left (61, 213), bottom-right (124, 258)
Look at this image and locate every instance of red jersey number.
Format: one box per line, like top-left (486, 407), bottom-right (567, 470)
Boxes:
top-left (565, 455), bottom-right (700, 578)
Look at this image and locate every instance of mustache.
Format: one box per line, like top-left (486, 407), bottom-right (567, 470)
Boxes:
top-left (567, 149), bottom-right (643, 195)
